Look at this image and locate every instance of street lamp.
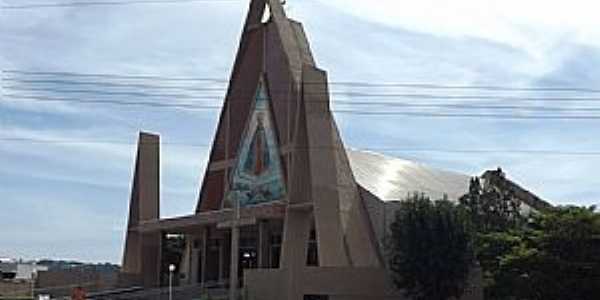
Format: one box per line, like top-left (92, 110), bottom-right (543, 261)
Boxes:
top-left (30, 271), bottom-right (35, 300)
top-left (169, 264), bottom-right (176, 300)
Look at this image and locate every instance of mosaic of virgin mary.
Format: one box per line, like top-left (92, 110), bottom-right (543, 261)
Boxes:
top-left (227, 84), bottom-right (286, 207)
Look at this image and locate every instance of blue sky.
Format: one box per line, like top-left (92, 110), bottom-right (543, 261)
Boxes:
top-left (1, 0), bottom-right (600, 263)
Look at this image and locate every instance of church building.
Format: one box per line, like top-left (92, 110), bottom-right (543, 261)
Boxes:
top-left (120, 1), bottom-right (490, 299)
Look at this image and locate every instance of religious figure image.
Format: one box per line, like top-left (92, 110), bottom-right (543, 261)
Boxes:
top-left (227, 83), bottom-right (286, 207)
top-left (243, 114), bottom-right (270, 177)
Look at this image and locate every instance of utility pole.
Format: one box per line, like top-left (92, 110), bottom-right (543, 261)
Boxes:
top-left (217, 199), bottom-right (257, 300)
top-left (217, 196), bottom-right (256, 300)
top-left (30, 271), bottom-right (35, 300)
top-left (229, 198), bottom-right (241, 300)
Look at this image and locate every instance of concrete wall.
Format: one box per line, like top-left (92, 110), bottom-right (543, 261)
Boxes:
top-left (245, 265), bottom-right (483, 300)
top-left (243, 269), bottom-right (284, 300)
top-left (122, 132), bottom-right (162, 288)
top-left (36, 269), bottom-right (119, 298)
top-left (245, 267), bottom-right (406, 300)
top-left (0, 281), bottom-right (32, 298)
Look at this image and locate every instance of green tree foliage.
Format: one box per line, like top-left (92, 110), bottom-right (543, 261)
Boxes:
top-left (459, 177), bottom-right (523, 233)
top-left (388, 194), bottom-right (474, 300)
top-left (160, 234), bottom-right (186, 286)
top-left (460, 176), bottom-right (600, 299)
top-left (477, 206), bottom-right (600, 300)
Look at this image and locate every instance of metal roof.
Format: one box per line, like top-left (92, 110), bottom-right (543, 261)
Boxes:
top-left (347, 149), bottom-right (471, 202)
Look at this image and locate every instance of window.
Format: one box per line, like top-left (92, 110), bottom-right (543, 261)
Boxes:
top-left (261, 3), bottom-right (271, 24)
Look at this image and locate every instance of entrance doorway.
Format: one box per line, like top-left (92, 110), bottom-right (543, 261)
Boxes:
top-left (239, 246), bottom-right (257, 286)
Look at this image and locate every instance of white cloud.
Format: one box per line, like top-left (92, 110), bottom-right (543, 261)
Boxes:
top-left (319, 0), bottom-right (600, 49)
top-left (317, 0), bottom-right (600, 79)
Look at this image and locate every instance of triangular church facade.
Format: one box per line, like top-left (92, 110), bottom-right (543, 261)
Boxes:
top-left (192, 0), bottom-right (381, 268)
top-left (121, 1), bottom-right (484, 299)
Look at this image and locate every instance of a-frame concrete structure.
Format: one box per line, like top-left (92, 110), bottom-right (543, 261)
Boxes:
top-left (195, 0), bottom-right (381, 268)
top-left (122, 132), bottom-right (161, 288)
top-left (190, 1), bottom-right (387, 297)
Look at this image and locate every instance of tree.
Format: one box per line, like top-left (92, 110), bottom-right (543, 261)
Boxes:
top-left (459, 177), bottom-right (523, 233)
top-left (160, 234), bottom-right (186, 286)
top-left (459, 173), bottom-right (600, 299)
top-left (477, 206), bottom-right (600, 300)
top-left (388, 194), bottom-right (474, 300)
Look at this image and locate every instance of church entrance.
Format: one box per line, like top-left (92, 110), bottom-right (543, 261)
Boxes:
top-left (238, 236), bottom-right (258, 286)
top-left (240, 247), bottom-right (258, 270)
top-left (239, 246), bottom-right (257, 285)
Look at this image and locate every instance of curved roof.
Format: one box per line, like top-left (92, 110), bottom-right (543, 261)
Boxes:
top-left (347, 149), bottom-right (471, 202)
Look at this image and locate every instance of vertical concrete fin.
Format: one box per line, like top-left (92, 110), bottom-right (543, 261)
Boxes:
top-left (244, 0), bottom-right (268, 31)
top-left (122, 132), bottom-right (161, 287)
top-left (289, 94), bottom-right (311, 205)
top-left (195, 0), bottom-right (269, 213)
top-left (301, 66), bottom-right (382, 267)
top-left (301, 67), bottom-right (350, 267)
top-left (267, 0), bottom-right (304, 80)
top-left (331, 122), bottom-right (383, 267)
top-left (280, 209), bottom-right (311, 299)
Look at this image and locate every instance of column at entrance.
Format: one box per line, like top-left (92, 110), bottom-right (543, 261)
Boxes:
top-left (188, 230), bottom-right (204, 285)
top-left (257, 220), bottom-right (270, 268)
top-left (200, 228), bottom-right (208, 286)
top-left (217, 199), bottom-right (257, 300)
top-left (199, 228), bottom-right (221, 286)
top-left (190, 246), bottom-right (200, 284)
top-left (185, 234), bottom-right (196, 285)
top-left (218, 237), bottom-right (225, 285)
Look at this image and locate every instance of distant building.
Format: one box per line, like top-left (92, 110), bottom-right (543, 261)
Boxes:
top-left (482, 167), bottom-right (553, 212)
top-left (0, 280), bottom-right (31, 299)
top-left (0, 260), bottom-right (46, 299)
top-left (31, 261), bottom-right (120, 299)
top-left (35, 268), bottom-right (118, 299)
top-left (0, 260), bottom-right (47, 280)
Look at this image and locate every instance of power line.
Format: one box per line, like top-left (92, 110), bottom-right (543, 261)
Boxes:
top-left (3, 86), bottom-right (218, 100)
top-left (2, 70), bottom-right (227, 82)
top-left (5, 69), bottom-right (600, 93)
top-left (3, 136), bottom-right (600, 156)
top-left (337, 101), bottom-right (600, 112)
top-left (375, 148), bottom-right (600, 156)
top-left (7, 84), bottom-right (600, 103)
top-left (0, 137), bottom-right (210, 147)
top-left (333, 110), bottom-right (600, 120)
top-left (7, 94), bottom-right (600, 114)
top-left (332, 82), bottom-right (600, 94)
top-left (3, 94), bottom-right (222, 109)
top-left (334, 93), bottom-right (600, 102)
top-left (1, 78), bottom-right (227, 91)
top-left (1, 0), bottom-right (239, 10)
top-left (6, 71), bottom-right (600, 120)
top-left (4, 94), bottom-right (600, 120)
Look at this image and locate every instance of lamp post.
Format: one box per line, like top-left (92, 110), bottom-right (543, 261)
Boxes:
top-left (169, 264), bottom-right (176, 300)
top-left (30, 271), bottom-right (35, 300)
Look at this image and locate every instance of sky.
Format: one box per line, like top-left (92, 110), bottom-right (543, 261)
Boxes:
top-left (1, 0), bottom-right (600, 263)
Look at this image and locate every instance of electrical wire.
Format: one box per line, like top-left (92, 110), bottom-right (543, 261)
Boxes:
top-left (4, 94), bottom-right (600, 119)
top-left (5, 69), bottom-right (600, 93)
top-left (3, 136), bottom-right (600, 156)
top-left (1, 70), bottom-right (227, 82)
top-left (9, 93), bottom-right (600, 112)
top-left (2, 0), bottom-right (240, 10)
top-left (6, 80), bottom-right (600, 102)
